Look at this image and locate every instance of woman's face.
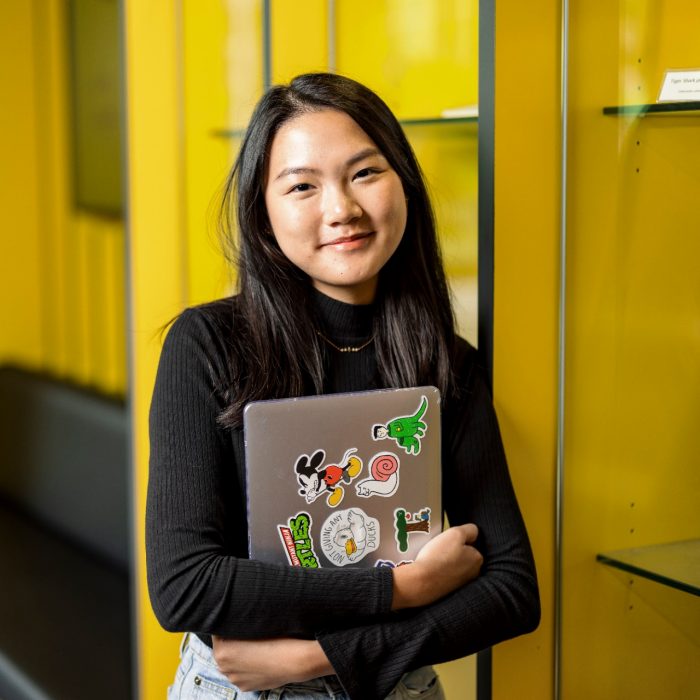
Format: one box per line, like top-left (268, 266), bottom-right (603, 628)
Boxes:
top-left (264, 109), bottom-right (407, 305)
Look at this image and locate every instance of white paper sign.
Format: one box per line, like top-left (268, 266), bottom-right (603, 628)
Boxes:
top-left (657, 69), bottom-right (700, 102)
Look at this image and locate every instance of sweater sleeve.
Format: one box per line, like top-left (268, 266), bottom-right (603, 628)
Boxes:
top-left (316, 348), bottom-right (540, 700)
top-left (146, 307), bottom-right (393, 638)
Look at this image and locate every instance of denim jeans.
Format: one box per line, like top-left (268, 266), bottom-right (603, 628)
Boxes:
top-left (167, 633), bottom-right (445, 700)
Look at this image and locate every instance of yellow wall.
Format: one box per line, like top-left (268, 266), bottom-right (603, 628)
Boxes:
top-left (1, 2), bottom-right (43, 370)
top-left (182, 1), bottom-right (236, 304)
top-left (124, 0), bottom-right (188, 696)
top-left (0, 0), bottom-right (127, 396)
top-left (492, 1), bottom-right (560, 699)
top-left (561, 1), bottom-right (700, 697)
top-left (272, 0), bottom-right (328, 82)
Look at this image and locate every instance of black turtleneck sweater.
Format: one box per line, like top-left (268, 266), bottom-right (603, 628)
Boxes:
top-left (146, 292), bottom-right (539, 700)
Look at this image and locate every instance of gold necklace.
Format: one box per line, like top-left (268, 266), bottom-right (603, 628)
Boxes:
top-left (316, 330), bottom-right (374, 353)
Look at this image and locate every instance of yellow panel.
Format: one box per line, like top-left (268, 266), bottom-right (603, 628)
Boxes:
top-left (1, 0), bottom-right (127, 396)
top-left (182, 1), bottom-right (237, 304)
top-left (0, 2), bottom-right (43, 368)
top-left (101, 217), bottom-right (128, 394)
top-left (335, 0), bottom-right (480, 345)
top-left (492, 1), bottom-right (560, 699)
top-left (336, 0), bottom-right (477, 119)
top-left (562, 1), bottom-right (700, 697)
top-left (407, 123), bottom-right (479, 280)
top-left (225, 0), bottom-right (264, 129)
top-left (438, 655), bottom-right (476, 699)
top-left (123, 0), bottom-right (188, 697)
top-left (407, 122), bottom-right (479, 343)
top-left (72, 212), bottom-right (126, 393)
top-left (271, 0), bottom-right (328, 82)
top-left (34, 0), bottom-right (72, 378)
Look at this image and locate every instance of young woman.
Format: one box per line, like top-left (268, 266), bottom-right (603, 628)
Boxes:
top-left (147, 72), bottom-right (539, 700)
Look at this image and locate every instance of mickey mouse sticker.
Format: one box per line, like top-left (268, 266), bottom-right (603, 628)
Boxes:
top-left (294, 448), bottom-right (363, 508)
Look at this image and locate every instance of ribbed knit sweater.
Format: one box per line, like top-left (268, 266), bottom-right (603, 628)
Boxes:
top-left (146, 291), bottom-right (540, 700)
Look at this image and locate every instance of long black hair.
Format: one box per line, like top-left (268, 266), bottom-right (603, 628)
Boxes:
top-left (217, 72), bottom-right (457, 428)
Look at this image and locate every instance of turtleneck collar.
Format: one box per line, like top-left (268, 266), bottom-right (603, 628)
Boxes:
top-left (312, 288), bottom-right (375, 342)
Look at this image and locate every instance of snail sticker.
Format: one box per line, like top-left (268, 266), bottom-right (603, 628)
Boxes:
top-left (372, 395), bottom-right (428, 455)
top-left (294, 448), bottom-right (363, 508)
top-left (394, 507), bottom-right (431, 553)
top-left (320, 508), bottom-right (379, 566)
top-left (278, 512), bottom-right (320, 568)
top-left (355, 452), bottom-right (400, 498)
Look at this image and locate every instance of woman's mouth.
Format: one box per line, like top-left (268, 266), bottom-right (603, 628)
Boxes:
top-left (323, 232), bottom-right (373, 250)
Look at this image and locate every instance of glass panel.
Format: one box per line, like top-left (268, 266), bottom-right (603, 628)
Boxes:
top-left (333, 0), bottom-right (479, 343)
top-left (597, 539), bottom-right (700, 597)
top-left (602, 101), bottom-right (700, 114)
top-left (562, 0), bottom-right (700, 697)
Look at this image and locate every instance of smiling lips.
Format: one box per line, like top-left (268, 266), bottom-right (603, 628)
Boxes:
top-left (322, 232), bottom-right (373, 249)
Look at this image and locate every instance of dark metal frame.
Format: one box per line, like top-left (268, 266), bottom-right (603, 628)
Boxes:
top-left (477, 1), bottom-right (496, 698)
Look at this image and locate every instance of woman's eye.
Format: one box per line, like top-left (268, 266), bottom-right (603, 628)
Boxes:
top-left (354, 167), bottom-right (379, 180)
top-left (289, 183), bottom-right (312, 193)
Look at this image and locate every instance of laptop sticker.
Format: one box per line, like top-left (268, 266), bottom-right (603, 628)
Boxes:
top-left (320, 508), bottom-right (379, 566)
top-left (355, 452), bottom-right (400, 498)
top-left (394, 507), bottom-right (431, 552)
top-left (294, 448), bottom-right (363, 508)
top-left (278, 512), bottom-right (321, 568)
top-left (372, 395), bottom-right (428, 455)
top-left (375, 559), bottom-right (412, 568)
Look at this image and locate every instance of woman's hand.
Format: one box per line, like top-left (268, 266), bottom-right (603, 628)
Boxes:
top-left (391, 523), bottom-right (483, 610)
top-left (211, 636), bottom-right (333, 692)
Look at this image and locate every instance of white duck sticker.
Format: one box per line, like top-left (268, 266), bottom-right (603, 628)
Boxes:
top-left (320, 508), bottom-right (379, 566)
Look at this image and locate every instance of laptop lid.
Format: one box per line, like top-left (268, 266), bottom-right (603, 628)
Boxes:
top-left (243, 386), bottom-right (441, 569)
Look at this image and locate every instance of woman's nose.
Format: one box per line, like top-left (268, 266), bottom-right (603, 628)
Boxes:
top-left (322, 187), bottom-right (362, 225)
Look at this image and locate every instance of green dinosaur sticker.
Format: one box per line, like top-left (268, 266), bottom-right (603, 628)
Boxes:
top-left (372, 395), bottom-right (428, 455)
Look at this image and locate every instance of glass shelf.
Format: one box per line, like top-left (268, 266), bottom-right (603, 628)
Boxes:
top-left (401, 115), bottom-right (478, 126)
top-left (603, 101), bottom-right (700, 116)
top-left (211, 128), bottom-right (245, 139)
top-left (597, 539), bottom-right (700, 597)
top-left (212, 115), bottom-right (478, 139)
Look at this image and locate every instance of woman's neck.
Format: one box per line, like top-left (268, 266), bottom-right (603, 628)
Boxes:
top-left (312, 288), bottom-right (375, 343)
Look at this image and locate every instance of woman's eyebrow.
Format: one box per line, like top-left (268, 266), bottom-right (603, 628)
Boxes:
top-left (273, 165), bottom-right (320, 181)
top-left (273, 148), bottom-right (383, 182)
top-left (346, 147), bottom-right (382, 167)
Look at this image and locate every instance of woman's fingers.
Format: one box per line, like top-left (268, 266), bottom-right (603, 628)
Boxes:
top-left (392, 524), bottom-right (483, 610)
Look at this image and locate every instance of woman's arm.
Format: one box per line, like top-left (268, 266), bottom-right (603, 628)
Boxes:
top-left (210, 523), bottom-right (484, 690)
top-left (391, 523), bottom-right (483, 609)
top-left (211, 637), bottom-right (333, 692)
top-left (146, 306), bottom-right (393, 638)
top-left (315, 348), bottom-right (540, 700)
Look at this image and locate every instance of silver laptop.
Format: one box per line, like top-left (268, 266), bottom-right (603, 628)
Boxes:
top-left (244, 386), bottom-right (442, 569)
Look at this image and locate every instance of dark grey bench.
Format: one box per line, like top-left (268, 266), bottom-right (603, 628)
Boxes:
top-left (0, 367), bottom-right (133, 700)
